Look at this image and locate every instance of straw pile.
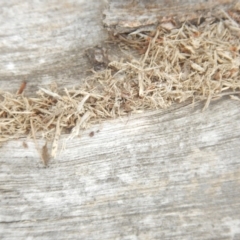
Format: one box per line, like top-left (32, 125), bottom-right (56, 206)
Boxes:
top-left (0, 10), bottom-right (240, 160)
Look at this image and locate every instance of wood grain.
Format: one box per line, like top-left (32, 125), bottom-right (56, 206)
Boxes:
top-left (104, 0), bottom-right (236, 33)
top-left (1, 98), bottom-right (240, 239)
top-left (0, 1), bottom-right (240, 239)
top-left (0, 0), bottom-right (108, 93)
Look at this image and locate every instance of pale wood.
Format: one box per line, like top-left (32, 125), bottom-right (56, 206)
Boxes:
top-left (104, 0), bottom-right (236, 33)
top-left (0, 0), bottom-right (108, 93)
top-left (1, 1), bottom-right (240, 240)
top-left (1, 98), bottom-right (240, 240)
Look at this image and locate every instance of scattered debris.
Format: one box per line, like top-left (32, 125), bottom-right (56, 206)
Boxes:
top-left (86, 46), bottom-right (110, 71)
top-left (0, 12), bottom-right (240, 158)
top-left (41, 142), bottom-right (50, 166)
top-left (17, 81), bottom-right (27, 95)
top-left (22, 141), bottom-right (28, 148)
top-left (230, 95), bottom-right (240, 101)
top-left (89, 131), bottom-right (94, 137)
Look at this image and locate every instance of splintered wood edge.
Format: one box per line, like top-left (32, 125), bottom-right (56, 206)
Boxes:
top-left (103, 0), bottom-right (236, 33)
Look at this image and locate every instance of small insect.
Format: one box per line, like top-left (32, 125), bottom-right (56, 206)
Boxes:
top-left (89, 131), bottom-right (94, 137)
top-left (17, 81), bottom-right (27, 94)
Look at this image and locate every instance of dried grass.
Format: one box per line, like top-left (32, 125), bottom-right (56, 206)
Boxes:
top-left (1, 13), bottom-right (240, 159)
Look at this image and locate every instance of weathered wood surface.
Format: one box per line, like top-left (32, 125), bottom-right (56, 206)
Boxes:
top-left (1, 0), bottom-right (240, 239)
top-left (1, 98), bottom-right (240, 240)
top-left (0, 0), bottom-right (108, 93)
top-left (104, 0), bottom-right (236, 33)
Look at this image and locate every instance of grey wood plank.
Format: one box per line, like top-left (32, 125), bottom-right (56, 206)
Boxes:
top-left (0, 0), bottom-right (240, 239)
top-left (0, 0), bottom-right (108, 93)
top-left (0, 98), bottom-right (240, 240)
top-left (104, 0), bottom-right (236, 33)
